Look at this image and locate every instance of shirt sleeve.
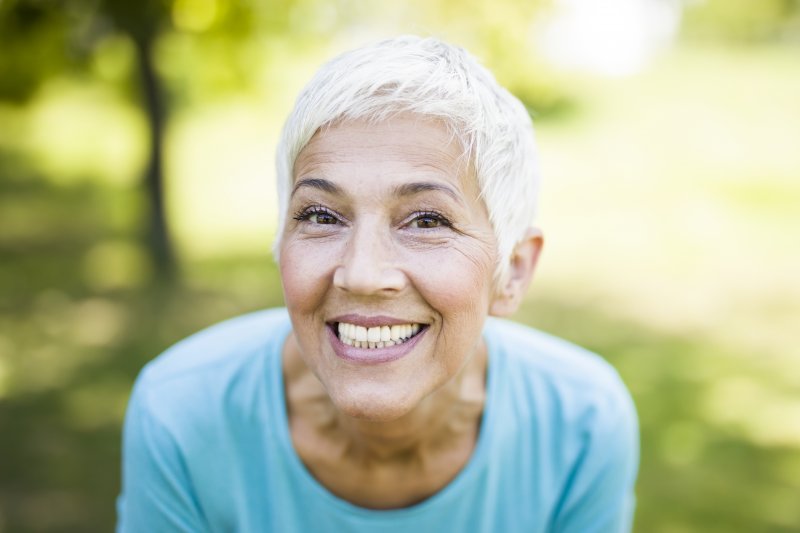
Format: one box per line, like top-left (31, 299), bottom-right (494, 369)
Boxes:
top-left (116, 378), bottom-right (208, 533)
top-left (549, 384), bottom-right (640, 533)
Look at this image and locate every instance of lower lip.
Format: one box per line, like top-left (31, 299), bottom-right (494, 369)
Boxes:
top-left (327, 326), bottom-right (427, 365)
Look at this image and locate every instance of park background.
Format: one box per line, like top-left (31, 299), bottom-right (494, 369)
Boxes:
top-left (1, 0), bottom-right (799, 531)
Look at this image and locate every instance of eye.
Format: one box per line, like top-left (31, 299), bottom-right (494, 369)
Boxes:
top-left (293, 205), bottom-right (341, 225)
top-left (408, 211), bottom-right (451, 229)
top-left (309, 212), bottom-right (338, 224)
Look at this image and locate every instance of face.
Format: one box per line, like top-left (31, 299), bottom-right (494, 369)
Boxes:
top-left (279, 116), bottom-right (501, 422)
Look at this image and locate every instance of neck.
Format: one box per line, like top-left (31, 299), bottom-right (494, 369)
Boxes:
top-left (340, 356), bottom-right (486, 462)
top-left (283, 335), bottom-right (488, 464)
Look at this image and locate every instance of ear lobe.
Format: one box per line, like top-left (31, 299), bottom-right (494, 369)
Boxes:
top-left (489, 228), bottom-right (543, 317)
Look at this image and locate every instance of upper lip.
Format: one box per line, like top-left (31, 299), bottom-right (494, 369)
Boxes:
top-left (328, 314), bottom-right (427, 328)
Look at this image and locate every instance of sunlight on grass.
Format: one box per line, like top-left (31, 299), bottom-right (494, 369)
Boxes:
top-left (63, 378), bottom-right (131, 430)
top-left (704, 376), bottom-right (800, 448)
top-left (83, 240), bottom-right (154, 291)
top-left (70, 298), bottom-right (130, 348)
top-left (0, 292), bottom-right (127, 396)
top-left (659, 420), bottom-right (706, 467)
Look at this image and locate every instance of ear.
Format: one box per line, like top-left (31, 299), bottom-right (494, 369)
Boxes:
top-left (489, 228), bottom-right (543, 317)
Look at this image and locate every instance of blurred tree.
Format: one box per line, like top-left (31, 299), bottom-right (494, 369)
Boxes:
top-left (0, 1), bottom-right (69, 102)
top-left (106, 0), bottom-right (175, 278)
top-left (0, 0), bottom-right (314, 279)
top-left (0, 0), bottom-right (177, 277)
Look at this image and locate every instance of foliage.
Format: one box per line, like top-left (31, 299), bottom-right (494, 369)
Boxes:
top-left (682, 0), bottom-right (800, 43)
top-left (0, 0), bottom-right (76, 102)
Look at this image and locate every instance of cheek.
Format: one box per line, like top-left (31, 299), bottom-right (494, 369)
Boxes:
top-left (279, 240), bottom-right (335, 314)
top-left (410, 243), bottom-right (495, 353)
top-left (410, 240), bottom-right (496, 308)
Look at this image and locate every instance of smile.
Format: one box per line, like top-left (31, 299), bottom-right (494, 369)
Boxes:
top-left (337, 322), bottom-right (422, 349)
top-left (326, 316), bottom-right (429, 365)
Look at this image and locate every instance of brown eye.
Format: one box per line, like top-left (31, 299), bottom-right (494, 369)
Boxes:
top-left (414, 216), bottom-right (441, 228)
top-left (310, 212), bottom-right (338, 224)
top-left (409, 211), bottom-right (450, 229)
top-left (293, 205), bottom-right (342, 226)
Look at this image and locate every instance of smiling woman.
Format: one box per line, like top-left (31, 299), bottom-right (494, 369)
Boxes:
top-left (281, 117), bottom-right (499, 425)
top-left (117, 36), bottom-right (638, 532)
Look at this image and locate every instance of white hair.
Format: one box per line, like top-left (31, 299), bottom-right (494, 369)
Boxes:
top-left (273, 35), bottom-right (540, 284)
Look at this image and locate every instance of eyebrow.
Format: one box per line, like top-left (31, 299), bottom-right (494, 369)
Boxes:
top-left (291, 178), bottom-right (343, 197)
top-left (392, 182), bottom-right (465, 206)
top-left (291, 177), bottom-right (465, 206)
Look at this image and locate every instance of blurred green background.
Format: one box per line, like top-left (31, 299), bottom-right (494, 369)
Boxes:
top-left (1, 0), bottom-right (799, 531)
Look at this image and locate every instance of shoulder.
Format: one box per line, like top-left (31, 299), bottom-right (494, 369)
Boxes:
top-left (140, 307), bottom-right (289, 384)
top-left (119, 309), bottom-right (292, 528)
top-left (484, 317), bottom-right (629, 394)
top-left (484, 317), bottom-right (636, 437)
top-left (130, 308), bottom-right (291, 427)
top-left (484, 318), bottom-right (639, 530)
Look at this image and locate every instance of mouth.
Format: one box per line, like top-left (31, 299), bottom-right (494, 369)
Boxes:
top-left (332, 321), bottom-right (425, 349)
top-left (325, 314), bottom-right (430, 364)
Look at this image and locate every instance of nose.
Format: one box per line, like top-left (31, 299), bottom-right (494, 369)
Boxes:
top-left (333, 223), bottom-right (407, 295)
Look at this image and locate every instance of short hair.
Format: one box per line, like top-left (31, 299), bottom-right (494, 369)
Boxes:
top-left (273, 35), bottom-right (540, 284)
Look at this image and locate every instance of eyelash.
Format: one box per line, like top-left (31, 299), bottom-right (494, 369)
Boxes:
top-left (409, 210), bottom-right (452, 229)
top-left (292, 205), bottom-right (340, 224)
top-left (292, 205), bottom-right (453, 229)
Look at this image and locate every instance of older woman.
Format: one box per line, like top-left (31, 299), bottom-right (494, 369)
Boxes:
top-left (117, 36), bottom-right (638, 532)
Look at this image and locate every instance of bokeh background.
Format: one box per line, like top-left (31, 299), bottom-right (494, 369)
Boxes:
top-left (1, 0), bottom-right (799, 531)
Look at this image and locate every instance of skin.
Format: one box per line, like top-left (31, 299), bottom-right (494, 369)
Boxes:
top-left (279, 115), bottom-right (542, 509)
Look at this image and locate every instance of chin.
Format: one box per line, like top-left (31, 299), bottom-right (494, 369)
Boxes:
top-left (329, 385), bottom-right (424, 423)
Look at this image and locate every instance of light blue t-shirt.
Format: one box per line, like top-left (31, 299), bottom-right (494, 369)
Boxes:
top-left (117, 308), bottom-right (638, 532)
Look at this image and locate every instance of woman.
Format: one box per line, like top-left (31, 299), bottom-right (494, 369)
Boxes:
top-left (117, 36), bottom-right (638, 532)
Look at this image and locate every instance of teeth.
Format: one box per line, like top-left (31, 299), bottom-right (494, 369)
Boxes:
top-left (367, 327), bottom-right (381, 343)
top-left (336, 321), bottom-right (423, 349)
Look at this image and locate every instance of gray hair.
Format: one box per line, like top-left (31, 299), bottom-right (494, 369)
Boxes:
top-left (273, 35), bottom-right (540, 284)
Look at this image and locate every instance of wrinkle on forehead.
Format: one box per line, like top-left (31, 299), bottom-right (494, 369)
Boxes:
top-left (293, 117), bottom-right (476, 196)
top-left (297, 137), bottom-right (458, 166)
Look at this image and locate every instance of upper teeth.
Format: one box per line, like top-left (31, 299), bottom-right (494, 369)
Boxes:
top-left (337, 322), bottom-right (421, 349)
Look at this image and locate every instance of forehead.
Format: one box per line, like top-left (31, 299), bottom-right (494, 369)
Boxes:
top-left (293, 116), bottom-right (476, 195)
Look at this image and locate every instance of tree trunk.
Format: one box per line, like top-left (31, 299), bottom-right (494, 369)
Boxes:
top-left (133, 34), bottom-right (175, 280)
